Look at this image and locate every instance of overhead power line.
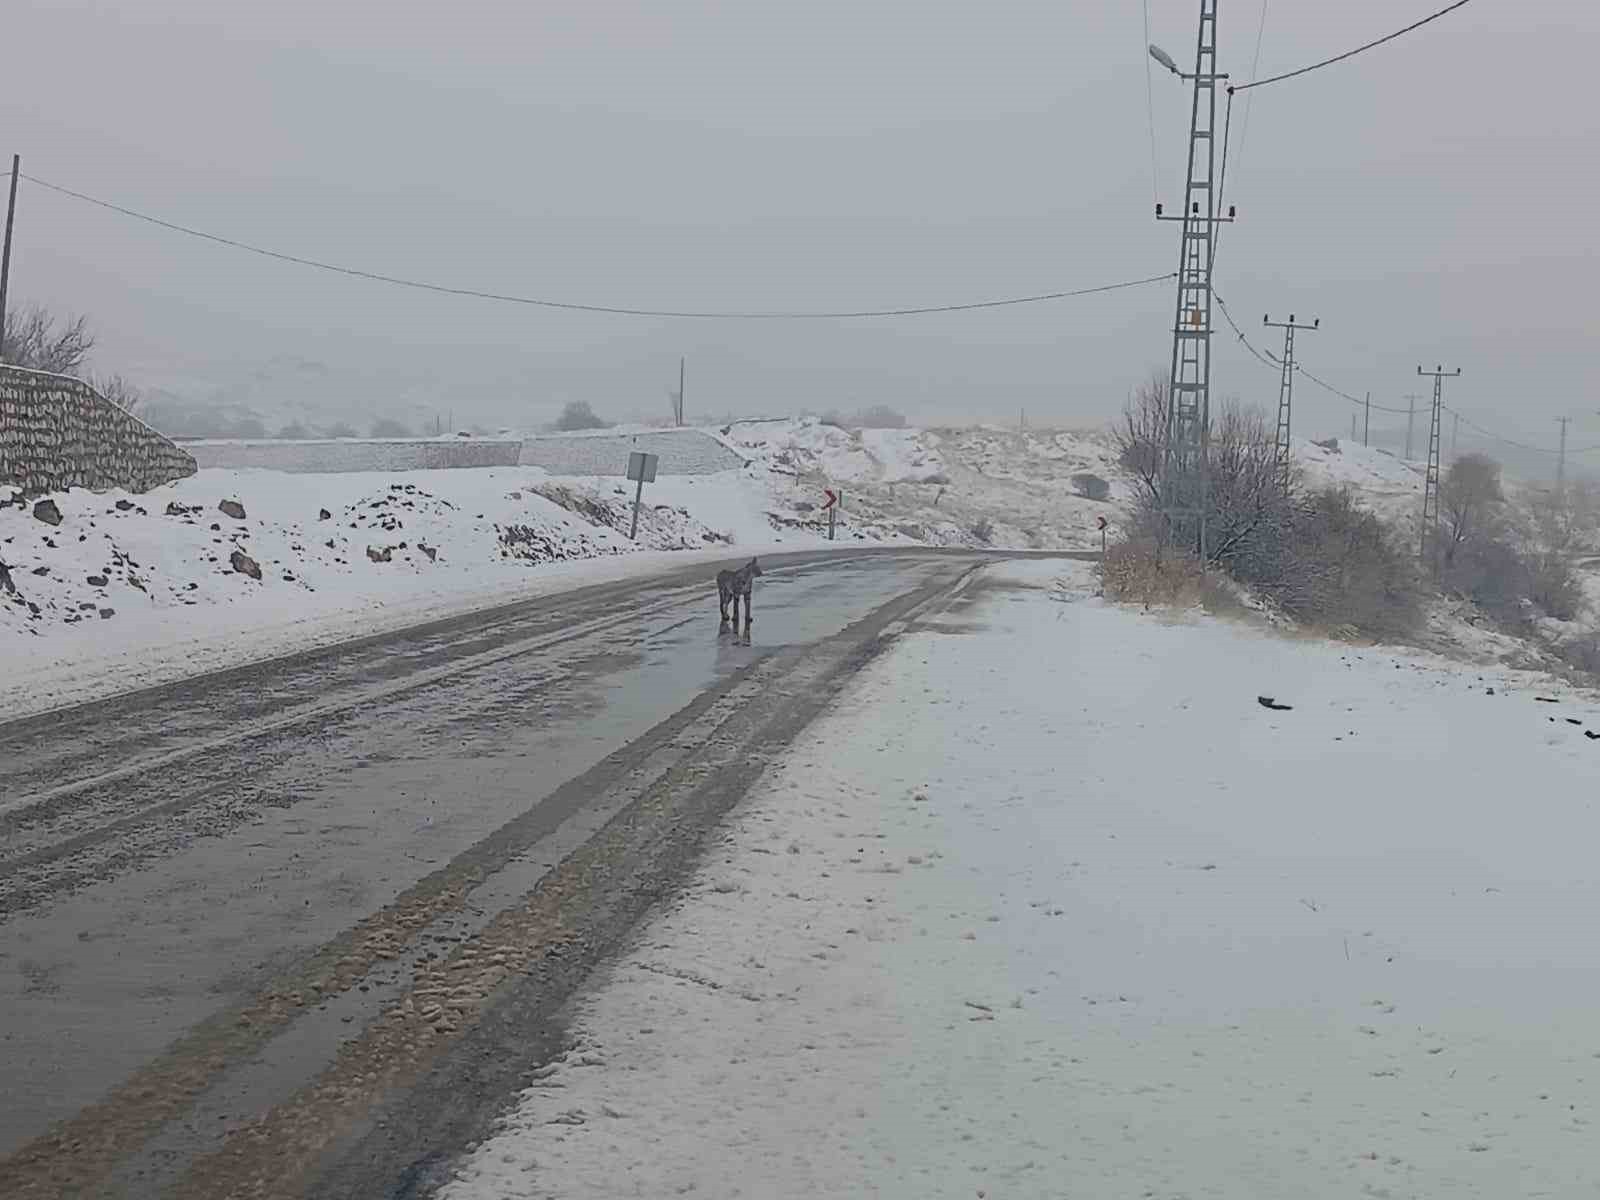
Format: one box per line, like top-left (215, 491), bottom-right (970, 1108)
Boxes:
top-left (1232, 0), bottom-right (1473, 92)
top-left (1140, 0), bottom-right (1161, 209)
top-left (19, 171), bottom-right (1172, 320)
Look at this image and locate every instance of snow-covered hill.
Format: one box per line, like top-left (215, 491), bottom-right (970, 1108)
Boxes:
top-left (724, 418), bottom-right (1127, 550)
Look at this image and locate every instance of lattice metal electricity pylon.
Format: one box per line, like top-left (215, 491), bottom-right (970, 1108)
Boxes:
top-left (1151, 0), bottom-right (1234, 561)
top-left (1264, 312), bottom-right (1318, 491)
top-left (1417, 364), bottom-right (1460, 566)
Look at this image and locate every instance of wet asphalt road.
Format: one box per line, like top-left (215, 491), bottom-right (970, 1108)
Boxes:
top-left (0, 547), bottom-right (1088, 1198)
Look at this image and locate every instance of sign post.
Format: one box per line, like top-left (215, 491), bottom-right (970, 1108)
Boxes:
top-left (822, 488), bottom-right (840, 541)
top-left (1096, 514), bottom-right (1108, 596)
top-left (626, 450), bottom-right (659, 541)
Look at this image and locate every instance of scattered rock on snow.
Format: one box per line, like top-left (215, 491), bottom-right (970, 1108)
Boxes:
top-left (229, 549), bottom-right (262, 580)
top-left (1257, 696), bottom-right (1294, 711)
top-left (219, 499), bottom-right (247, 521)
top-left (32, 499), bottom-right (63, 526)
top-left (98, 607), bottom-right (115, 619)
top-left (114, 499), bottom-right (135, 512)
top-left (318, 508), bottom-right (332, 521)
top-left (86, 574), bottom-right (109, 588)
top-left (366, 546), bottom-right (393, 563)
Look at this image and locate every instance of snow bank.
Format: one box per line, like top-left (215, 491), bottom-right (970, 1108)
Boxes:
top-left (1, 465), bottom-right (817, 717)
top-left (443, 561), bottom-right (1600, 1199)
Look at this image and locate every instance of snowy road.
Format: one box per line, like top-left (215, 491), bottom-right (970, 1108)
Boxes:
top-left (0, 548), bottom-right (1076, 1199)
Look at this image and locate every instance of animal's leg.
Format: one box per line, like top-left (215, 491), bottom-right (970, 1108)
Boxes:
top-left (742, 592), bottom-right (753, 644)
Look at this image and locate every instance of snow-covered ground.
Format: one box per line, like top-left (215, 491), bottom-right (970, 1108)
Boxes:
top-left (1, 465), bottom-right (821, 718)
top-left (1296, 436), bottom-right (1426, 530)
top-left (443, 560), bottom-right (1600, 1200)
top-left (725, 418), bottom-right (1128, 550)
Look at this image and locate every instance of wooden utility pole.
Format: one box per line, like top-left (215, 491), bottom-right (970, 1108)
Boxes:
top-left (0, 156), bottom-right (19, 361)
top-left (1363, 392), bottom-right (1371, 447)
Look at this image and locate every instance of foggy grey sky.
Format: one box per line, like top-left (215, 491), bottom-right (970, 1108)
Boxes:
top-left (5, 0), bottom-right (1598, 451)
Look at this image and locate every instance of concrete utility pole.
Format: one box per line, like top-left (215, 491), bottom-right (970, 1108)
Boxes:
top-left (676, 356), bottom-right (686, 427)
top-left (1556, 416), bottom-right (1570, 492)
top-left (1364, 392), bottom-right (1371, 447)
top-left (0, 155), bottom-right (18, 362)
top-left (1417, 365), bottom-right (1461, 565)
top-left (1403, 393), bottom-right (1425, 461)
top-left (1264, 312), bottom-right (1318, 490)
top-left (1150, 0), bottom-right (1234, 561)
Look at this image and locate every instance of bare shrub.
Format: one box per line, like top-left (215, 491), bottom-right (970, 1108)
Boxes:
top-left (1070, 472), bottom-right (1110, 501)
top-left (370, 418), bottom-right (413, 439)
top-left (552, 401), bottom-right (609, 431)
top-left (1530, 554), bottom-right (1585, 621)
top-left (1115, 377), bottom-right (1288, 569)
top-left (1115, 370), bottom-right (1167, 498)
top-left (1100, 538), bottom-right (1239, 613)
top-left (275, 422), bottom-right (312, 440)
top-left (89, 373), bottom-right (143, 416)
top-left (324, 422), bottom-right (358, 438)
top-left (1553, 630), bottom-right (1600, 676)
top-left (1268, 488), bottom-right (1423, 638)
top-left (970, 517), bottom-right (995, 545)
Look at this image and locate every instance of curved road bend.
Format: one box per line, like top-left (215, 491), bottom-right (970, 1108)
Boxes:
top-left (1, 547), bottom-right (1091, 1199)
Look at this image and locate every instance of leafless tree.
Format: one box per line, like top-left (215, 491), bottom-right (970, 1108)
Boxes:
top-left (552, 400), bottom-right (609, 431)
top-left (1439, 453), bottom-right (1503, 566)
top-left (1, 305), bottom-right (95, 374)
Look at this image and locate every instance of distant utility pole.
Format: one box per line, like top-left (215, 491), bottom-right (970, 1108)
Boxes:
top-left (1417, 365), bottom-right (1461, 566)
top-left (1557, 416), bottom-right (1571, 492)
top-left (1264, 312), bottom-right (1318, 489)
top-left (1351, 412), bottom-right (1358, 441)
top-left (678, 356), bottom-right (686, 426)
top-left (1150, 0), bottom-right (1235, 560)
top-left (1402, 393), bottom-right (1425, 461)
top-left (1364, 392), bottom-right (1371, 447)
top-left (0, 155), bottom-right (19, 362)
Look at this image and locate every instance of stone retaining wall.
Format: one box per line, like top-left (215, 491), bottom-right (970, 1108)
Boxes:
top-left (519, 429), bottom-right (746, 476)
top-left (0, 366), bottom-right (197, 495)
top-left (183, 438), bottom-right (524, 473)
